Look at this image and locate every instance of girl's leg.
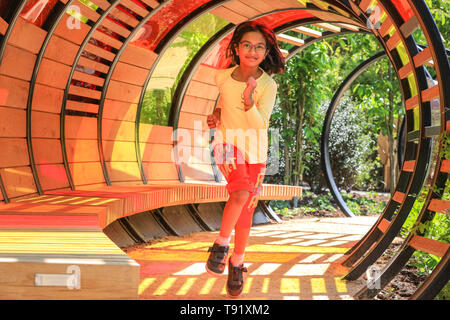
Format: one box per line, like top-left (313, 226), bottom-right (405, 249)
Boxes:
top-left (230, 164), bottom-right (266, 266)
top-left (217, 190), bottom-right (250, 243)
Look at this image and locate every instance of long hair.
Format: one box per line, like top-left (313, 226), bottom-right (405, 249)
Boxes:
top-left (226, 21), bottom-right (285, 75)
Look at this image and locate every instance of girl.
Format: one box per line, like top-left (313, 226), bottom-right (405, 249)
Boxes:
top-left (205, 21), bottom-right (285, 298)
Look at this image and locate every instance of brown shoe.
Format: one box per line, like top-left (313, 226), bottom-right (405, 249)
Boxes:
top-left (226, 257), bottom-right (247, 298)
top-left (205, 243), bottom-right (229, 275)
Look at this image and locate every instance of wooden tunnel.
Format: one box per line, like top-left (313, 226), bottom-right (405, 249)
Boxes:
top-left (0, 0), bottom-right (448, 299)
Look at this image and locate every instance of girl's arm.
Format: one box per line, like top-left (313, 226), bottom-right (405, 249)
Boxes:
top-left (245, 80), bottom-right (277, 129)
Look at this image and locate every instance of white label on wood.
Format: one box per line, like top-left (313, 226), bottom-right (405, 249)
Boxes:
top-left (34, 265), bottom-right (81, 289)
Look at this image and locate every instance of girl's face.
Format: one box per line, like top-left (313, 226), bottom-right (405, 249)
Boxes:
top-left (236, 31), bottom-right (268, 68)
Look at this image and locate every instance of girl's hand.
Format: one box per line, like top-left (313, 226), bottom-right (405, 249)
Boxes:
top-left (243, 76), bottom-right (257, 111)
top-left (207, 110), bottom-right (220, 128)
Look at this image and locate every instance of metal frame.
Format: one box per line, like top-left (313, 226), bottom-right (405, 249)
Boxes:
top-left (321, 51), bottom-right (387, 218)
top-left (135, 0), bottom-right (234, 184)
top-left (0, 0), bottom-right (29, 202)
top-left (26, 0), bottom-right (79, 196)
top-left (60, 0), bottom-right (122, 189)
top-left (97, 0), bottom-right (170, 186)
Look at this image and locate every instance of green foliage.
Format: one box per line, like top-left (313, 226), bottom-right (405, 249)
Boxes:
top-left (140, 14), bottom-right (228, 125)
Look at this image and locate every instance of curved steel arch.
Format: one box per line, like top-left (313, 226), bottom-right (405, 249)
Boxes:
top-left (340, 0), bottom-right (435, 281)
top-left (135, 0), bottom-right (234, 184)
top-left (0, 0), bottom-right (28, 202)
top-left (321, 51), bottom-right (387, 218)
top-left (60, 0), bottom-right (123, 189)
top-left (96, 0), bottom-right (170, 186)
top-left (26, 0), bottom-right (78, 196)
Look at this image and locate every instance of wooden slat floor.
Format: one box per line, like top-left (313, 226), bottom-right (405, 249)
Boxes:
top-left (128, 216), bottom-right (378, 300)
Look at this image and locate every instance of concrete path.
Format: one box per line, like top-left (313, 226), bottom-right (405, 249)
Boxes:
top-left (125, 216), bottom-right (378, 300)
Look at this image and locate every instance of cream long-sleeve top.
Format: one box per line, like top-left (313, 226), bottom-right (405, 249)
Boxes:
top-left (212, 65), bottom-right (277, 164)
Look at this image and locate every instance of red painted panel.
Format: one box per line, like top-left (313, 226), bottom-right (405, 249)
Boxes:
top-left (391, 0), bottom-right (414, 22)
top-left (130, 0), bottom-right (210, 51)
top-left (20, 0), bottom-right (60, 27)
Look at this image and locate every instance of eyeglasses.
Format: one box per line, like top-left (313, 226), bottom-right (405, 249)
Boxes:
top-left (239, 41), bottom-right (267, 54)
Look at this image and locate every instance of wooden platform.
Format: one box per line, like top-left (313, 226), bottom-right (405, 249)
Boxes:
top-left (0, 182), bottom-right (301, 299)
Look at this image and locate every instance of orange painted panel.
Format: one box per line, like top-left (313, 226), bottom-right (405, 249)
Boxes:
top-left (101, 18), bottom-right (131, 38)
top-left (69, 162), bottom-right (106, 186)
top-left (413, 46), bottom-right (431, 67)
top-left (93, 29), bottom-right (122, 50)
top-left (392, 191), bottom-right (406, 203)
top-left (78, 56), bottom-right (110, 74)
top-left (0, 17), bottom-right (7, 35)
top-left (120, 44), bottom-right (157, 69)
top-left (181, 95), bottom-right (216, 115)
top-left (0, 107), bottom-right (26, 137)
top-left (140, 0), bottom-right (159, 8)
top-left (0, 45), bottom-right (36, 81)
top-left (45, 35), bottom-right (80, 65)
top-left (402, 160), bottom-right (415, 172)
top-left (102, 119), bottom-right (135, 141)
top-left (0, 75), bottom-right (29, 109)
top-left (31, 111), bottom-right (60, 138)
top-left (0, 138), bottom-right (29, 167)
top-left (428, 199), bottom-right (450, 214)
top-left (66, 139), bottom-right (100, 163)
top-left (409, 235), bottom-right (449, 257)
top-left (85, 42), bottom-right (115, 61)
top-left (69, 85), bottom-right (102, 100)
top-left (173, 145), bottom-right (212, 166)
top-left (192, 64), bottom-right (217, 85)
top-left (180, 163), bottom-right (215, 181)
top-left (106, 162), bottom-right (141, 182)
top-left (0, 166), bottom-right (37, 199)
top-left (139, 124), bottom-right (173, 144)
top-left (103, 141), bottom-right (137, 161)
top-left (36, 58), bottom-right (72, 89)
top-left (36, 163), bottom-right (69, 191)
top-left (32, 84), bottom-right (64, 114)
top-left (223, 1), bottom-right (261, 18)
top-left (106, 80), bottom-right (141, 103)
top-left (178, 111), bottom-right (208, 130)
top-left (73, 70), bottom-right (105, 87)
top-left (110, 7), bottom-right (139, 27)
top-left (210, 6), bottom-right (247, 24)
top-left (175, 128), bottom-right (210, 148)
top-left (421, 85), bottom-right (439, 102)
top-left (66, 100), bottom-right (99, 114)
top-left (9, 17), bottom-right (46, 54)
top-left (121, 0), bottom-right (150, 17)
top-left (89, 0), bottom-right (111, 10)
top-left (54, 14), bottom-right (91, 45)
top-left (77, 1), bottom-right (101, 22)
top-left (32, 138), bottom-right (63, 164)
top-left (239, 0), bottom-right (275, 12)
top-left (441, 160), bottom-right (450, 173)
top-left (103, 99), bottom-right (137, 121)
top-left (143, 162), bottom-right (179, 181)
top-left (65, 116), bottom-right (98, 139)
top-left (112, 61), bottom-right (149, 86)
top-left (186, 81), bottom-right (219, 100)
top-left (140, 143), bottom-right (174, 163)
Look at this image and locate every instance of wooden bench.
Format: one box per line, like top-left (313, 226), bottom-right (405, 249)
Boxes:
top-left (0, 182), bottom-right (301, 299)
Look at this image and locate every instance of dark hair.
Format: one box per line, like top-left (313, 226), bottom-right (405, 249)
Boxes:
top-left (226, 21), bottom-right (285, 75)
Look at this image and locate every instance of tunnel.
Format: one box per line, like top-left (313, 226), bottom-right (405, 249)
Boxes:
top-left (0, 0), bottom-right (448, 300)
